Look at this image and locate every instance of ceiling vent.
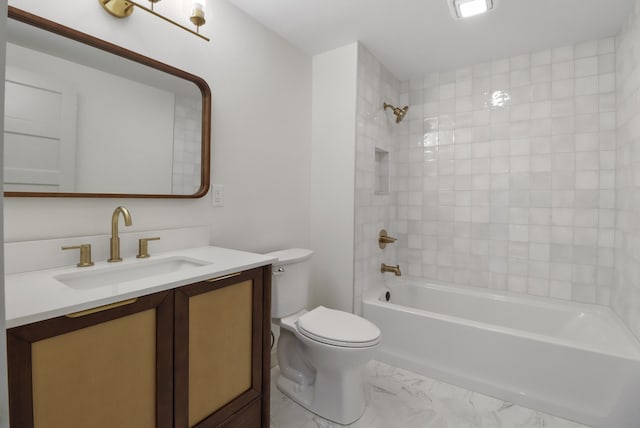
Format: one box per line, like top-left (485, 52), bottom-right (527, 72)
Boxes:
top-left (449, 0), bottom-right (494, 19)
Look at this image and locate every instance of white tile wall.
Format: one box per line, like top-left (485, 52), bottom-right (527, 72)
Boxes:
top-left (354, 45), bottom-right (400, 315)
top-left (393, 38), bottom-right (617, 304)
top-left (172, 95), bottom-right (202, 194)
top-left (353, 2), bottom-right (640, 342)
top-left (614, 0), bottom-right (640, 338)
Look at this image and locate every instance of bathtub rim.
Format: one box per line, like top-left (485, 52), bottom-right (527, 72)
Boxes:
top-left (363, 279), bottom-right (640, 362)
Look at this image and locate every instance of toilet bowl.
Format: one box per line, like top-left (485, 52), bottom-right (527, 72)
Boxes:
top-left (266, 249), bottom-right (381, 425)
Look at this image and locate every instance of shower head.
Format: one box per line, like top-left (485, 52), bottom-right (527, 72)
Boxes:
top-left (383, 102), bottom-right (409, 123)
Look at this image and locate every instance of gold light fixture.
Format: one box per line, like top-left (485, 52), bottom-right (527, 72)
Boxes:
top-left (99, 0), bottom-right (210, 41)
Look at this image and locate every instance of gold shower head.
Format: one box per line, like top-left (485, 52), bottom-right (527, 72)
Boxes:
top-left (383, 102), bottom-right (409, 123)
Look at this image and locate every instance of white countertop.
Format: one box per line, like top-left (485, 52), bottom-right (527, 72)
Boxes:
top-left (5, 246), bottom-right (276, 328)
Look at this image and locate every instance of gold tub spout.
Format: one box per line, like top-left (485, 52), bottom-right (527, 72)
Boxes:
top-left (108, 206), bottom-right (132, 262)
top-left (381, 263), bottom-right (401, 276)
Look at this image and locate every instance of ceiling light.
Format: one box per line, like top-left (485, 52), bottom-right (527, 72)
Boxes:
top-left (450, 0), bottom-right (493, 19)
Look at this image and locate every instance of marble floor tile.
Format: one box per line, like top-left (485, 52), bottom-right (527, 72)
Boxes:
top-left (270, 361), bottom-right (591, 428)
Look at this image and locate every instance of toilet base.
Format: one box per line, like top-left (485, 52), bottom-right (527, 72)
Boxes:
top-left (276, 367), bottom-right (367, 425)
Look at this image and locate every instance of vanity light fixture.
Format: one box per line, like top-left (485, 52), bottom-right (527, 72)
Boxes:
top-left (449, 0), bottom-right (493, 19)
top-left (99, 0), bottom-right (210, 41)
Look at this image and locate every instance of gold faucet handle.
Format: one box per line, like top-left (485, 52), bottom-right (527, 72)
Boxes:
top-left (62, 244), bottom-right (94, 268)
top-left (378, 229), bottom-right (398, 249)
top-left (137, 237), bottom-right (160, 258)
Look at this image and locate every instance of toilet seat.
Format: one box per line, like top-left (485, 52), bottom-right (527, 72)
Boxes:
top-left (297, 306), bottom-right (381, 348)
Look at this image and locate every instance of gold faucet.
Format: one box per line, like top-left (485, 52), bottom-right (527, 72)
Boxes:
top-left (381, 263), bottom-right (401, 276)
top-left (108, 206), bottom-right (132, 262)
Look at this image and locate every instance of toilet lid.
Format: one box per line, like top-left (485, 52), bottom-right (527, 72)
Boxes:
top-left (297, 306), bottom-right (381, 348)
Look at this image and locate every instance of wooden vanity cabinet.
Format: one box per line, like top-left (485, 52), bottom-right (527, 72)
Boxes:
top-left (174, 266), bottom-right (271, 428)
top-left (7, 290), bottom-right (174, 428)
top-left (7, 265), bottom-right (272, 428)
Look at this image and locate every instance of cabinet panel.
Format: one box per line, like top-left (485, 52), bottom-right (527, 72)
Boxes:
top-left (31, 309), bottom-right (156, 428)
top-left (175, 268), bottom-right (267, 428)
top-left (219, 399), bottom-right (261, 428)
top-left (188, 280), bottom-right (253, 426)
top-left (7, 291), bottom-right (173, 428)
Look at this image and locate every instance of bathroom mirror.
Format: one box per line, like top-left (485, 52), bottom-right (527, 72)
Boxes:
top-left (4, 7), bottom-right (211, 198)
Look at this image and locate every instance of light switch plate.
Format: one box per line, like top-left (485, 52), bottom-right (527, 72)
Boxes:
top-left (211, 184), bottom-right (224, 207)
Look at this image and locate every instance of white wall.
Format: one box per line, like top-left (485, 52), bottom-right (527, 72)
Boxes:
top-left (5, 0), bottom-right (312, 254)
top-left (310, 43), bottom-right (358, 312)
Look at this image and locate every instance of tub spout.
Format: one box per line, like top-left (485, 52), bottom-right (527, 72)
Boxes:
top-left (381, 263), bottom-right (401, 276)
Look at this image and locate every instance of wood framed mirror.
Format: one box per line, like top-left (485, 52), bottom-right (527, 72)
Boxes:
top-left (5, 6), bottom-right (211, 198)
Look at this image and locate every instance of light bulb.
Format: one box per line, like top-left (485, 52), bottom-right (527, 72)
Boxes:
top-left (190, 0), bottom-right (206, 28)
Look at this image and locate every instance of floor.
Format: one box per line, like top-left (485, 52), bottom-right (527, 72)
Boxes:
top-left (269, 361), bottom-right (591, 428)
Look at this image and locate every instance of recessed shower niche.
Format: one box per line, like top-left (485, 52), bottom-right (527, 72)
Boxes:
top-left (375, 148), bottom-right (389, 194)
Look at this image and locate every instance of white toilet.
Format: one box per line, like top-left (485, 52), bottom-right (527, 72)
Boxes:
top-left (266, 248), bottom-right (381, 425)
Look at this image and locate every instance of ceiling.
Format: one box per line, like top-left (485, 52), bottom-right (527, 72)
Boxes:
top-left (225, 0), bottom-right (634, 80)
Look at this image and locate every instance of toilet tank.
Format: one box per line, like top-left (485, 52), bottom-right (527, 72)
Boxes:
top-left (265, 248), bottom-right (313, 318)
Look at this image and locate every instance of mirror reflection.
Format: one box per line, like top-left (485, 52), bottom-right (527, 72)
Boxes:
top-left (4, 8), bottom-right (211, 197)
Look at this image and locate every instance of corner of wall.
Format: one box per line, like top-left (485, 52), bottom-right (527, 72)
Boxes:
top-left (309, 43), bottom-right (359, 312)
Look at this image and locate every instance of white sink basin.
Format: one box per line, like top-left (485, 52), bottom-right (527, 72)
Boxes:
top-left (54, 256), bottom-right (211, 289)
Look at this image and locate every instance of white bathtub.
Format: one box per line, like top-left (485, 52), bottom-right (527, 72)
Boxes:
top-left (362, 279), bottom-right (640, 428)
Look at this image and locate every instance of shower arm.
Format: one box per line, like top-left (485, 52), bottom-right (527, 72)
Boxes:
top-left (383, 102), bottom-right (403, 112)
top-left (384, 102), bottom-right (407, 108)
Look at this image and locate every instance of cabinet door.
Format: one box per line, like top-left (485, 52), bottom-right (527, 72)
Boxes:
top-left (174, 267), bottom-right (270, 428)
top-left (7, 290), bottom-right (174, 428)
